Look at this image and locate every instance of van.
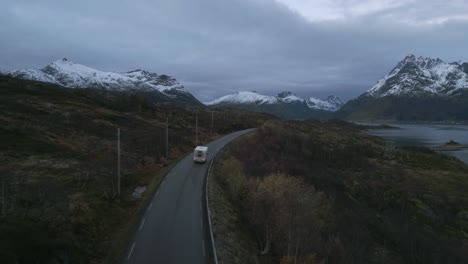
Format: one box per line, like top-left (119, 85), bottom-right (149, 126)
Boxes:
top-left (193, 146), bottom-right (208, 163)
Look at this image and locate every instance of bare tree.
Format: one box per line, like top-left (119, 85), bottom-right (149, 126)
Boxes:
top-left (1, 174), bottom-right (5, 217)
top-left (0, 172), bottom-right (17, 217)
top-left (249, 174), bottom-right (330, 260)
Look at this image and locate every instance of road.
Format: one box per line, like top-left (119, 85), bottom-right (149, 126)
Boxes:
top-left (124, 129), bottom-right (255, 264)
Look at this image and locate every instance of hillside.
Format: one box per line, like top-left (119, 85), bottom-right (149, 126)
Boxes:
top-left (209, 120), bottom-right (468, 263)
top-left (0, 76), bottom-right (274, 263)
top-left (337, 90), bottom-right (468, 122)
top-left (337, 55), bottom-right (468, 122)
top-left (206, 91), bottom-right (343, 120)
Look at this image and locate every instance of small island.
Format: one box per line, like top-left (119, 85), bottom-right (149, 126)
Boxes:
top-left (433, 140), bottom-right (468, 151)
top-left (360, 123), bottom-right (401, 130)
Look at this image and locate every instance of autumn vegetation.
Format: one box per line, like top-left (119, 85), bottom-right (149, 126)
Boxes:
top-left (0, 76), bottom-right (274, 263)
top-left (210, 120), bottom-right (468, 263)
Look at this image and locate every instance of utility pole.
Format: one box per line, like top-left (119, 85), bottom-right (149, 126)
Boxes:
top-left (165, 116), bottom-right (169, 158)
top-left (195, 112), bottom-right (198, 146)
top-left (211, 111), bottom-right (214, 133)
top-left (117, 128), bottom-right (121, 198)
top-left (1, 176), bottom-right (5, 217)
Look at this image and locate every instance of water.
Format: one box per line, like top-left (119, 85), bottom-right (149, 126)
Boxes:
top-left (363, 123), bottom-right (468, 165)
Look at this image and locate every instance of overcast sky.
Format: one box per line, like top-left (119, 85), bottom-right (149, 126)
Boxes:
top-left (1, 0), bottom-right (467, 101)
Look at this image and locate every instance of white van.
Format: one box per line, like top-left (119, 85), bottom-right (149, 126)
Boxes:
top-left (193, 146), bottom-right (208, 163)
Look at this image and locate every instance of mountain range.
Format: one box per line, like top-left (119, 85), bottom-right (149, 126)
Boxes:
top-left (3, 59), bottom-right (343, 119)
top-left (205, 91), bottom-right (343, 119)
top-left (337, 55), bottom-right (468, 121)
top-left (5, 58), bottom-right (203, 106)
top-left (4, 55), bottom-right (468, 121)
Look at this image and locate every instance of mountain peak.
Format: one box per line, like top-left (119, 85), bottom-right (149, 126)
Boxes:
top-left (306, 95), bottom-right (343, 111)
top-left (368, 55), bottom-right (468, 97)
top-left (400, 54), bottom-right (445, 65)
top-left (277, 91), bottom-right (293, 98)
top-left (50, 58), bottom-right (75, 66)
top-left (276, 91), bottom-right (304, 103)
top-left (403, 54), bottom-right (416, 61)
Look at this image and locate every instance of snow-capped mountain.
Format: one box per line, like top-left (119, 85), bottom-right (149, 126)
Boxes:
top-left (7, 58), bottom-right (202, 106)
top-left (206, 91), bottom-right (278, 105)
top-left (306, 95), bottom-right (343, 111)
top-left (205, 91), bottom-right (343, 119)
top-left (337, 55), bottom-right (468, 121)
top-left (367, 54), bottom-right (468, 97)
top-left (206, 91), bottom-right (342, 111)
top-left (205, 91), bottom-right (306, 106)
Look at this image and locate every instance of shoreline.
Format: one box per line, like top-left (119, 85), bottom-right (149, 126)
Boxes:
top-left (432, 144), bottom-right (468, 152)
top-left (351, 120), bottom-right (468, 125)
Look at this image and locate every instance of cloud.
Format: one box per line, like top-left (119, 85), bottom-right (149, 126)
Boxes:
top-left (275, 0), bottom-right (468, 24)
top-left (1, 0), bottom-right (467, 102)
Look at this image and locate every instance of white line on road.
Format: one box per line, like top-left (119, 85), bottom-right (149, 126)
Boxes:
top-left (139, 218), bottom-right (146, 231)
top-left (127, 242), bottom-right (136, 260)
top-left (202, 240), bottom-right (206, 257)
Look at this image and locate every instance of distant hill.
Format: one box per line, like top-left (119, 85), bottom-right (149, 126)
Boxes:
top-left (205, 91), bottom-right (343, 120)
top-left (337, 55), bottom-right (468, 122)
top-left (6, 58), bottom-right (203, 107)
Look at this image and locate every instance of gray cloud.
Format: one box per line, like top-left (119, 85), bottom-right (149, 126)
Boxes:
top-left (1, 0), bottom-right (467, 102)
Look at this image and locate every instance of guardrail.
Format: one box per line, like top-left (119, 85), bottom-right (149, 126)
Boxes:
top-left (205, 156), bottom-right (219, 264)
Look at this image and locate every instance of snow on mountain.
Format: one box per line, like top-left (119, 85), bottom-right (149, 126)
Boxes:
top-left (7, 58), bottom-right (185, 95)
top-left (7, 68), bottom-right (57, 83)
top-left (205, 91), bottom-right (343, 112)
top-left (368, 54), bottom-right (468, 97)
top-left (306, 95), bottom-right (343, 111)
top-left (205, 91), bottom-right (278, 105)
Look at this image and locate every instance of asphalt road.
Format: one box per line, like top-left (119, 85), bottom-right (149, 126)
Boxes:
top-left (124, 129), bottom-right (255, 264)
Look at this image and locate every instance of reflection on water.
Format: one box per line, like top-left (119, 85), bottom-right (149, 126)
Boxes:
top-left (362, 123), bottom-right (468, 165)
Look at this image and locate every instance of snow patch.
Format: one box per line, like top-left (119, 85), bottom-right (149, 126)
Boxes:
top-left (306, 96), bottom-right (342, 111)
top-left (281, 94), bottom-right (304, 103)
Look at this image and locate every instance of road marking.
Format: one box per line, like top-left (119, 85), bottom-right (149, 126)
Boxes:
top-left (139, 218), bottom-right (146, 231)
top-left (202, 240), bottom-right (206, 256)
top-left (156, 189), bottom-right (160, 196)
top-left (148, 202), bottom-right (153, 211)
top-left (127, 242), bottom-right (136, 260)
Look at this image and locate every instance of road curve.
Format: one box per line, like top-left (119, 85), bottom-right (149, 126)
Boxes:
top-left (124, 129), bottom-right (255, 264)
